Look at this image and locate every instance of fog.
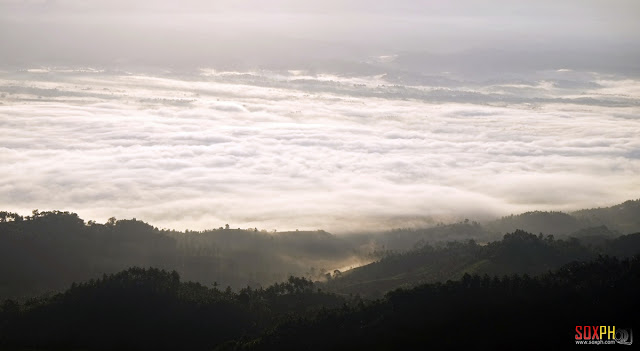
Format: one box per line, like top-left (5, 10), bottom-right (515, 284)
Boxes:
top-left (1, 68), bottom-right (638, 232)
top-left (1, 0), bottom-right (639, 73)
top-left (1, 0), bottom-right (639, 232)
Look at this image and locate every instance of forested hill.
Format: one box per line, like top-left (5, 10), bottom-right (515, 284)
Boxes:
top-left (359, 199), bottom-right (640, 253)
top-left (1, 200), bottom-right (639, 300)
top-left (2, 256), bottom-right (638, 350)
top-left (1, 208), bottom-right (640, 349)
top-left (572, 199), bottom-right (640, 234)
top-left (485, 199), bottom-right (640, 237)
top-left (0, 210), bottom-right (361, 300)
top-left (324, 230), bottom-right (640, 298)
top-left (235, 256), bottom-right (640, 351)
top-left (0, 268), bottom-right (345, 350)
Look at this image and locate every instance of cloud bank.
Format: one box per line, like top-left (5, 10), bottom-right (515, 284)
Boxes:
top-left (1, 69), bottom-right (639, 232)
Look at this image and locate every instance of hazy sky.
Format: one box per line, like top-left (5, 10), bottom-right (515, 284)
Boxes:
top-left (1, 0), bottom-right (639, 69)
top-left (1, 1), bottom-right (639, 231)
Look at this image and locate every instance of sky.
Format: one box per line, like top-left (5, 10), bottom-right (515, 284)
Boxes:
top-left (1, 1), bottom-right (639, 232)
top-left (1, 0), bottom-right (639, 69)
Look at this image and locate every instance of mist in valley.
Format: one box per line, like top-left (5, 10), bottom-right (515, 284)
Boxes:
top-left (1, 1), bottom-right (640, 349)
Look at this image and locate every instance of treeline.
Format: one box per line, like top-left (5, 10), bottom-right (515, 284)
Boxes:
top-left (0, 210), bottom-right (363, 299)
top-left (486, 199), bottom-right (640, 237)
top-left (1, 256), bottom-right (638, 350)
top-left (236, 255), bottom-right (640, 350)
top-left (369, 199), bottom-right (640, 252)
top-left (573, 199), bottom-right (640, 234)
top-left (324, 230), bottom-right (640, 297)
top-left (0, 268), bottom-right (345, 350)
top-left (1, 200), bottom-right (639, 300)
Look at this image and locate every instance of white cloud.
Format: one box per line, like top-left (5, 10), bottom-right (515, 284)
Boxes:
top-left (1, 69), bottom-right (639, 232)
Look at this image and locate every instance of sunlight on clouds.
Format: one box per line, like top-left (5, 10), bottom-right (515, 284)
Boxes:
top-left (0, 69), bottom-right (639, 232)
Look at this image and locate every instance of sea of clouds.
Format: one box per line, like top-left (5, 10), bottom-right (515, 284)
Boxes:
top-left (1, 68), bottom-right (639, 232)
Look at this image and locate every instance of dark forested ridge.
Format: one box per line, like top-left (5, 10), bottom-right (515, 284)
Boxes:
top-left (325, 230), bottom-right (640, 298)
top-left (353, 199), bottom-right (640, 253)
top-left (486, 199), bottom-right (640, 237)
top-left (1, 203), bottom-right (640, 350)
top-left (0, 210), bottom-right (362, 299)
top-left (572, 199), bottom-right (640, 234)
top-left (1, 201), bottom-right (639, 300)
top-left (0, 268), bottom-right (345, 350)
top-left (235, 256), bottom-right (640, 351)
top-left (2, 257), bottom-right (638, 350)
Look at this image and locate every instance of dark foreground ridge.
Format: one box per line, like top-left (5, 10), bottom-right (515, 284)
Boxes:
top-left (1, 255), bottom-right (638, 350)
top-left (0, 268), bottom-right (344, 350)
top-left (238, 255), bottom-right (640, 350)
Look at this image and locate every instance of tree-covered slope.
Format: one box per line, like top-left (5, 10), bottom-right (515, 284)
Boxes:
top-left (486, 199), bottom-right (640, 237)
top-left (324, 230), bottom-right (640, 298)
top-left (2, 202), bottom-right (639, 301)
top-left (3, 255), bottom-right (638, 350)
top-left (0, 268), bottom-right (345, 350)
top-left (572, 199), bottom-right (640, 234)
top-left (234, 256), bottom-right (640, 350)
top-left (0, 211), bottom-right (362, 299)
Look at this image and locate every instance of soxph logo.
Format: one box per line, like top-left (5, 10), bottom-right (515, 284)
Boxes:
top-left (575, 326), bottom-right (633, 345)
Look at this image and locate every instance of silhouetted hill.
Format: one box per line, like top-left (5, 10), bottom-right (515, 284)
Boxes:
top-left (371, 200), bottom-right (640, 252)
top-left (0, 211), bottom-right (363, 300)
top-left (324, 230), bottom-right (640, 298)
top-left (3, 256), bottom-right (638, 350)
top-left (486, 211), bottom-right (585, 236)
top-left (604, 232), bottom-right (640, 258)
top-left (0, 211), bottom-right (177, 299)
top-left (567, 225), bottom-right (620, 247)
top-left (0, 268), bottom-right (344, 350)
top-left (232, 256), bottom-right (640, 350)
top-left (2, 202), bottom-right (639, 300)
top-left (485, 200), bottom-right (640, 238)
top-left (376, 221), bottom-right (494, 251)
top-left (572, 199), bottom-right (640, 234)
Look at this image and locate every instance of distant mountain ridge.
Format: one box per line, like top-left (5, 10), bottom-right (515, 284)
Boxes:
top-left (572, 199), bottom-right (640, 234)
top-left (485, 199), bottom-right (640, 236)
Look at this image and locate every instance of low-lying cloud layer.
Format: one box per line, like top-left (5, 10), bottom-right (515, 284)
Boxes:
top-left (1, 69), bottom-right (639, 232)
